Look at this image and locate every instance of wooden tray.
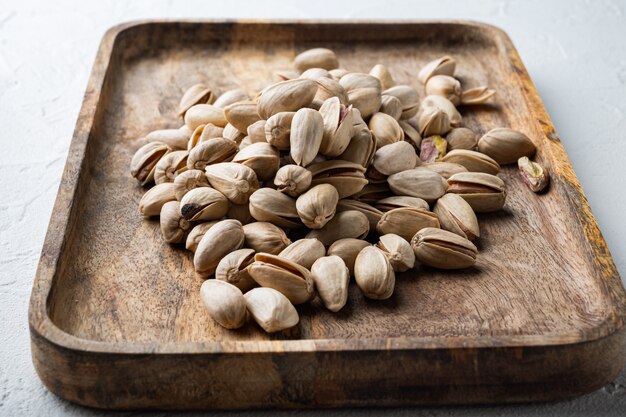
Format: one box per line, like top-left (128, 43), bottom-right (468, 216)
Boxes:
top-left (29, 20), bottom-right (626, 410)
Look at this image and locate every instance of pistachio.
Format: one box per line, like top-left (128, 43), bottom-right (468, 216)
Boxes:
top-left (346, 87), bottom-right (381, 119)
top-left (518, 157), bottom-right (550, 192)
top-left (418, 162), bottom-right (468, 179)
top-left (305, 210), bottom-right (369, 246)
top-left (160, 201), bottom-right (191, 244)
top-left (375, 196), bottom-right (429, 212)
top-left (248, 188), bottom-right (302, 229)
top-left (369, 64), bottom-right (396, 91)
top-left (478, 128), bottom-right (536, 165)
top-left (279, 238), bottom-right (326, 270)
top-left (422, 95), bottom-right (462, 127)
top-left (417, 105), bottom-right (451, 137)
top-left (377, 233), bottom-right (415, 272)
top-left (187, 124), bottom-right (207, 150)
top-left (441, 149), bottom-right (500, 175)
top-left (425, 75), bottom-right (462, 105)
top-left (185, 221), bottom-right (218, 252)
top-left (311, 256), bottom-right (350, 312)
top-left (369, 112), bottom-right (404, 148)
top-left (299, 68), bottom-right (332, 81)
top-left (184, 104), bottom-right (228, 130)
top-left (336, 199), bottom-right (383, 231)
top-left (274, 164), bottom-right (312, 198)
top-left (178, 84), bottom-right (215, 116)
top-left (376, 207), bottom-right (440, 242)
top-left (354, 246), bottom-right (395, 300)
top-left (205, 162), bottom-right (260, 205)
top-left (411, 227), bottom-right (477, 269)
top-left (399, 120), bottom-right (422, 149)
top-left (296, 184), bottom-right (339, 229)
top-left (338, 121), bottom-right (376, 168)
top-left (433, 193), bottom-right (480, 240)
top-left (419, 135), bottom-right (448, 163)
top-left (244, 287), bottom-right (299, 333)
top-left (180, 187), bottom-right (229, 221)
top-left (146, 128), bottom-right (189, 150)
top-left (130, 141), bottom-right (171, 185)
top-left (243, 222), bottom-right (291, 255)
top-left (352, 183), bottom-right (394, 204)
top-left (232, 142), bottom-right (280, 181)
top-left (382, 85), bottom-right (420, 120)
top-left (194, 219), bottom-right (245, 276)
top-left (418, 56), bottom-right (456, 84)
top-left (247, 253), bottom-right (315, 304)
top-left (154, 150), bottom-right (189, 184)
top-left (173, 169), bottom-right (210, 201)
top-left (246, 120), bottom-right (267, 143)
top-left (446, 127), bottom-right (478, 151)
top-left (313, 77), bottom-right (349, 105)
top-left (227, 203), bottom-right (254, 225)
top-left (387, 169), bottom-right (448, 203)
top-left (223, 123), bottom-right (246, 144)
top-left (265, 111), bottom-right (295, 150)
top-left (139, 182), bottom-right (176, 217)
top-left (372, 141), bottom-right (417, 177)
top-left (290, 108), bottom-right (324, 166)
top-left (379, 95), bottom-right (403, 120)
top-left (307, 160), bottom-right (369, 199)
top-left (200, 280), bottom-right (247, 329)
top-left (294, 48), bottom-right (339, 72)
top-left (257, 79), bottom-right (318, 119)
top-left (329, 68), bottom-right (350, 80)
top-left (224, 101), bottom-right (262, 133)
top-left (215, 248), bottom-right (256, 292)
top-left (213, 88), bottom-right (250, 108)
top-left (274, 69), bottom-right (301, 81)
top-left (318, 97), bottom-right (354, 157)
top-left (461, 86), bottom-right (496, 105)
top-left (327, 238), bottom-right (370, 276)
top-left (187, 138), bottom-right (238, 171)
top-left (446, 172), bottom-right (506, 213)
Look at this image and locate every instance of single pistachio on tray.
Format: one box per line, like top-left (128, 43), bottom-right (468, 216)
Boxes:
top-left (296, 184), bottom-right (339, 229)
top-left (327, 238), bottom-right (371, 276)
top-left (274, 164), bottom-right (312, 198)
top-left (257, 79), bottom-right (318, 119)
top-left (159, 201), bottom-right (191, 244)
top-left (178, 84), bottom-right (215, 117)
top-left (180, 187), bottom-right (229, 221)
top-left (376, 233), bottom-right (416, 272)
top-left (433, 193), bottom-right (480, 241)
top-left (205, 162), bottom-right (260, 205)
top-left (518, 156), bottom-right (550, 192)
top-left (418, 55), bottom-right (456, 84)
top-left (200, 280), bottom-right (247, 330)
top-left (248, 188), bottom-right (302, 229)
top-left (265, 111), bottom-right (295, 150)
top-left (139, 182), bottom-right (176, 217)
top-left (172, 169), bottom-right (210, 201)
top-left (187, 138), bottom-right (238, 171)
top-left (354, 246), bottom-right (395, 300)
top-left (477, 128), bottom-right (536, 165)
top-left (194, 219), bottom-right (245, 277)
top-left (387, 168), bottom-right (448, 203)
top-left (376, 207), bottom-right (441, 242)
top-left (279, 238), bottom-right (326, 270)
top-left (446, 172), bottom-right (506, 213)
top-left (290, 107), bottom-right (325, 167)
top-left (145, 128), bottom-right (189, 150)
top-left (311, 256), bottom-right (350, 312)
top-left (294, 48), bottom-right (339, 72)
top-left (446, 127), bottom-right (478, 151)
top-left (130, 141), bottom-right (171, 185)
top-left (411, 227), bottom-right (477, 269)
top-left (244, 287), bottom-right (299, 333)
top-left (441, 149), bottom-right (500, 175)
top-left (215, 248), bottom-right (257, 292)
top-left (247, 253), bottom-right (315, 305)
top-left (425, 75), bottom-right (462, 105)
top-left (185, 221), bottom-right (218, 253)
top-left (243, 222), bottom-right (291, 255)
top-left (305, 210), bottom-right (369, 246)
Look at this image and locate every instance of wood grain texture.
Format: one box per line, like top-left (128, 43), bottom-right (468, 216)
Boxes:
top-left (28, 20), bottom-right (626, 409)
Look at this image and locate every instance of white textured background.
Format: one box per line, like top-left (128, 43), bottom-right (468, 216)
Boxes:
top-left (1, 0), bottom-right (625, 415)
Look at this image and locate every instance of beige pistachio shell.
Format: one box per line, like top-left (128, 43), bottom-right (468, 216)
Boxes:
top-left (352, 183), bottom-right (394, 204)
top-left (248, 188), bottom-right (302, 229)
top-left (422, 95), bottom-right (461, 127)
top-left (247, 253), bottom-right (315, 304)
top-left (257, 79), bottom-right (318, 119)
top-left (461, 86), bottom-right (496, 106)
top-left (318, 97), bottom-right (354, 157)
top-left (224, 101), bottom-right (262, 133)
top-left (433, 193), bottom-right (480, 240)
top-left (417, 105), bottom-right (451, 137)
top-left (329, 68), bottom-right (350, 80)
top-left (246, 120), bottom-right (267, 143)
top-left (372, 141), bottom-right (417, 176)
top-left (146, 128), bottom-right (189, 150)
top-left (244, 287), bottom-right (299, 333)
top-left (518, 157), bottom-right (550, 192)
top-left (139, 183), bottom-right (176, 217)
top-left (179, 187), bottom-right (228, 221)
top-left (377, 233), bottom-right (415, 272)
top-left (296, 184), bottom-right (339, 229)
top-left (336, 199), bottom-right (383, 231)
top-left (399, 120), bottom-right (422, 149)
top-left (327, 238), bottom-right (370, 276)
top-left (418, 162), bottom-right (468, 179)
top-left (223, 123), bottom-right (246, 143)
top-left (154, 150), bottom-right (189, 184)
top-left (178, 84), bottom-right (215, 116)
top-left (369, 112), bottom-right (404, 148)
top-left (418, 55), bottom-right (456, 84)
top-left (446, 172), bottom-right (506, 213)
top-left (200, 280), bottom-right (247, 329)
top-left (299, 67), bottom-right (332, 80)
top-left (338, 123), bottom-right (376, 168)
top-left (185, 221), bottom-right (218, 252)
top-left (213, 88), bottom-right (250, 108)
top-left (159, 201), bottom-right (191, 244)
top-left (376, 207), bottom-right (440, 242)
top-left (411, 227), bottom-right (477, 269)
top-left (369, 64), bottom-right (396, 91)
top-left (478, 128), bottom-right (536, 165)
top-left (354, 246), bottom-right (395, 300)
top-left (265, 111), bottom-right (296, 150)
top-left (187, 138), bottom-right (238, 171)
top-left (347, 87), bottom-right (381, 119)
top-left (274, 164), bottom-right (312, 198)
top-left (173, 169), bottom-right (210, 201)
top-left (446, 127), bottom-right (478, 151)
top-left (205, 162), bottom-right (260, 205)
top-left (232, 142), bottom-right (280, 181)
top-left (290, 108), bottom-right (324, 166)
top-left (307, 159), bottom-right (369, 199)
top-left (382, 85), bottom-right (420, 120)
top-left (311, 256), bottom-right (350, 312)
top-left (215, 248), bottom-right (257, 292)
top-left (441, 149), bottom-right (500, 175)
top-left (130, 141), bottom-right (171, 185)
top-left (379, 94), bottom-right (403, 120)
top-left (194, 219), bottom-right (245, 276)
top-left (425, 75), bottom-right (462, 105)
top-left (339, 72), bottom-right (382, 90)
top-left (294, 48), bottom-right (339, 72)
top-left (279, 238), bottom-right (326, 270)
top-left (387, 169), bottom-right (448, 203)
top-left (242, 222), bottom-right (291, 255)
top-left (305, 210), bottom-right (369, 246)
top-left (375, 196), bottom-right (430, 212)
top-left (184, 104), bottom-right (228, 130)
top-left (314, 77), bottom-right (349, 105)
top-left (227, 203), bottom-right (254, 225)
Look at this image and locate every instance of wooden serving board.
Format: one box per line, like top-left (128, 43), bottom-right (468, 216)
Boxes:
top-left (29, 20), bottom-right (626, 410)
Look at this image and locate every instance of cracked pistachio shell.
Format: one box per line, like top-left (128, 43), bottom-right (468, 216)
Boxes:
top-left (139, 182), bottom-right (176, 217)
top-left (425, 75), bottom-right (462, 106)
top-left (130, 141), bottom-right (171, 185)
top-left (419, 135), bottom-right (448, 163)
top-left (200, 280), bottom-right (247, 329)
top-left (411, 227), bottom-right (477, 269)
top-left (314, 77), bottom-right (349, 105)
top-left (388, 169), bottom-right (448, 203)
top-left (296, 184), bottom-right (339, 229)
top-left (369, 64), bottom-right (396, 91)
top-left (188, 124), bottom-right (225, 150)
top-left (307, 160), bottom-right (368, 199)
top-left (274, 164), bottom-right (312, 198)
top-left (422, 95), bottom-right (462, 127)
top-left (185, 221), bottom-right (218, 252)
top-left (382, 85), bottom-right (420, 119)
top-left (327, 238), bottom-right (370, 276)
top-left (375, 196), bottom-right (429, 212)
top-left (187, 138), bottom-right (238, 171)
top-left (446, 127), bottom-right (478, 151)
top-left (160, 201), bottom-right (191, 244)
top-left (248, 253), bottom-right (315, 304)
top-left (257, 79), bottom-right (318, 119)
top-left (224, 101), bottom-right (262, 133)
top-left (461, 86), bottom-right (496, 106)
top-left (290, 108), bottom-right (324, 166)
top-left (338, 121), bottom-right (376, 168)
top-left (227, 203), bottom-right (254, 225)
top-left (354, 246), bottom-right (395, 300)
top-left (232, 142), bottom-right (280, 181)
top-left (154, 150), bottom-right (189, 184)
top-left (417, 162), bottom-right (468, 179)
top-left (446, 172), bottom-right (506, 213)
top-left (173, 169), bottom-right (210, 201)
top-left (194, 219), bottom-right (245, 276)
top-left (417, 105), bottom-right (451, 137)
top-left (248, 188), bottom-right (302, 229)
top-left (418, 56), bottom-right (456, 84)
top-left (478, 128), bottom-right (536, 165)
top-left (376, 207), bottom-right (441, 242)
top-left (178, 84), bottom-right (215, 116)
top-left (294, 48), bottom-right (339, 72)
top-left (399, 120), bottom-right (422, 149)
top-left (369, 112), bottom-right (404, 148)
top-left (518, 157), bottom-right (550, 192)
top-left (215, 248), bottom-right (256, 292)
top-left (180, 187), bottom-right (229, 221)
top-left (146, 128), bottom-right (189, 150)
top-left (377, 233), bottom-right (415, 272)
top-left (311, 256), bottom-right (350, 312)
top-left (205, 162), bottom-right (260, 205)
top-left (184, 104), bottom-right (228, 131)
top-left (379, 95), bottom-right (403, 120)
top-left (246, 120), bottom-right (267, 143)
top-left (305, 210), bottom-right (369, 246)
top-left (433, 193), bottom-right (480, 240)
top-left (265, 111), bottom-right (295, 150)
top-left (213, 88), bottom-right (250, 108)
top-left (318, 97), bottom-right (354, 157)
top-left (243, 222), bottom-right (291, 255)
top-left (372, 141), bottom-right (417, 176)
top-left (441, 149), bottom-right (500, 175)
top-left (245, 287), bottom-right (299, 333)
top-left (279, 238), bottom-right (326, 270)
top-left (223, 123), bottom-right (246, 144)
top-left (336, 199), bottom-right (383, 231)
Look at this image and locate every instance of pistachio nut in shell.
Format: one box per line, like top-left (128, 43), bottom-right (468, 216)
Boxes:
top-left (311, 256), bottom-right (350, 312)
top-left (130, 141), bottom-right (171, 185)
top-left (180, 187), bottom-right (228, 221)
top-left (290, 108), bottom-right (324, 167)
top-left (354, 246), bottom-right (395, 300)
top-left (200, 280), bottom-right (247, 329)
top-left (318, 97), bottom-right (354, 157)
top-left (139, 182), bottom-right (176, 217)
top-left (307, 159), bottom-right (369, 199)
top-left (187, 138), bottom-right (238, 171)
top-left (399, 120), bottom-right (422, 149)
top-left (227, 203), bottom-right (254, 225)
top-left (159, 201), bottom-right (191, 244)
top-left (418, 55), bottom-right (456, 84)
top-left (441, 149), bottom-right (500, 175)
top-left (274, 164), bottom-right (312, 198)
top-left (417, 105), bottom-right (451, 137)
top-left (244, 287), bottom-right (299, 333)
top-left (243, 222), bottom-right (291, 255)
top-left (369, 64), bottom-right (396, 91)
top-left (257, 79), bottom-right (318, 119)
top-left (518, 156), bottom-right (550, 192)
top-left (232, 142), bottom-right (280, 181)
top-left (279, 238), bottom-right (326, 270)
top-left (305, 210), bottom-right (369, 246)
top-left (338, 124), bottom-right (376, 168)
top-left (352, 183), bottom-right (394, 204)
top-left (327, 238), bottom-right (370, 276)
top-left (339, 72), bottom-right (382, 91)
top-left (382, 85), bottom-right (420, 120)
top-left (246, 120), bottom-right (267, 143)
top-left (446, 127), bottom-right (478, 151)
top-left (336, 199), bottom-right (383, 231)
top-left (248, 187), bottom-right (302, 229)
top-left (369, 112), bottom-right (404, 148)
top-left (296, 184), bottom-right (339, 229)
top-left (379, 95), bottom-right (403, 120)
top-left (478, 128), bottom-right (536, 165)
top-left (461, 86), bottom-right (496, 106)
top-left (194, 219), bottom-right (245, 276)
top-left (422, 95), bottom-right (462, 128)
top-left (314, 77), bottom-right (349, 105)
top-left (433, 193), bottom-right (480, 240)
top-left (178, 84), bottom-right (215, 116)
top-left (411, 227), bottom-right (477, 269)
top-left (154, 150), bottom-right (189, 184)
top-left (185, 221), bottom-right (218, 252)
top-left (375, 196), bottom-right (429, 212)
top-left (215, 248), bottom-right (257, 292)
top-left (184, 104), bottom-right (227, 130)
top-left (205, 162), bottom-right (260, 205)
top-left (224, 101), bottom-right (262, 133)
top-left (372, 141), bottom-right (417, 176)
top-left (418, 162), bottom-right (468, 179)
top-left (425, 75), bottom-right (462, 105)
top-left (446, 172), bottom-right (506, 213)
top-left (294, 48), bottom-right (339, 72)
top-left (265, 111), bottom-right (295, 150)
top-left (376, 207), bottom-right (440, 242)
top-left (387, 168), bottom-right (448, 203)
top-left (173, 169), bottom-right (210, 201)
top-left (299, 67), bottom-right (332, 81)
top-left (347, 87), bottom-right (381, 119)
top-left (247, 253), bottom-right (315, 305)
top-left (223, 123), bottom-right (246, 144)
top-left (377, 233), bottom-right (415, 272)
top-left (213, 88), bottom-right (250, 108)
top-left (145, 128), bottom-right (189, 150)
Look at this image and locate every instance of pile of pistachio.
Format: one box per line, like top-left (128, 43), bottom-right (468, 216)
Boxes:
top-left (130, 48), bottom-right (549, 333)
